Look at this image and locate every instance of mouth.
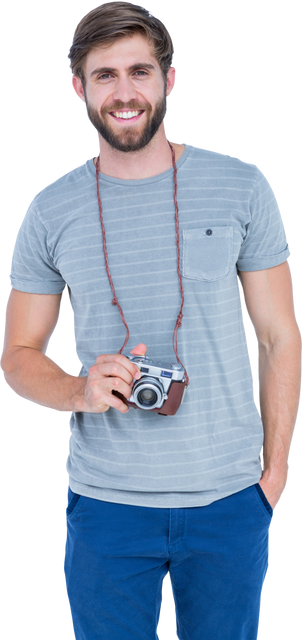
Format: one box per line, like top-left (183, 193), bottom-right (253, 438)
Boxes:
top-left (109, 109), bottom-right (144, 123)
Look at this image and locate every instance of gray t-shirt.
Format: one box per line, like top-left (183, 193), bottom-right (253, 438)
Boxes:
top-left (10, 145), bottom-right (289, 507)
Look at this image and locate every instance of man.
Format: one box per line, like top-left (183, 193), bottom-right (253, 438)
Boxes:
top-left (1, 2), bottom-right (301, 639)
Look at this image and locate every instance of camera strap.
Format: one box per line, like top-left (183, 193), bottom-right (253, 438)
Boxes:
top-left (95, 141), bottom-right (189, 386)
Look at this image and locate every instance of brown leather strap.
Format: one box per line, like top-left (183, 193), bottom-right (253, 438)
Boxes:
top-left (95, 144), bottom-right (189, 385)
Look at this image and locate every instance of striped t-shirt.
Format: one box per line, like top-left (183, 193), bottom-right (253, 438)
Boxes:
top-left (10, 145), bottom-right (289, 507)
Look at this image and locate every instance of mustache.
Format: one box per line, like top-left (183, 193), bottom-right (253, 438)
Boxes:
top-left (103, 101), bottom-right (151, 113)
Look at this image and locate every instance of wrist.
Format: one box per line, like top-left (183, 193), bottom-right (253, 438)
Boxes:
top-left (260, 464), bottom-right (288, 498)
top-left (69, 376), bottom-right (88, 412)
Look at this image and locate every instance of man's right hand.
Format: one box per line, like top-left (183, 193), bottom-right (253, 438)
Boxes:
top-left (74, 343), bottom-right (147, 414)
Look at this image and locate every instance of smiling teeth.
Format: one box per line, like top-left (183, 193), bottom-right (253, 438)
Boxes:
top-left (113, 110), bottom-right (141, 119)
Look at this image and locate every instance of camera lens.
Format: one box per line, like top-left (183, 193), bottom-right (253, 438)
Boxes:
top-left (132, 376), bottom-right (164, 410)
top-left (137, 388), bottom-right (158, 407)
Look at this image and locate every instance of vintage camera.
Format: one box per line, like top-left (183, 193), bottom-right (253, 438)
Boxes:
top-left (125, 354), bottom-right (187, 416)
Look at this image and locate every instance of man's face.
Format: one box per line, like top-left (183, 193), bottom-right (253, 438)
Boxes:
top-left (74, 34), bottom-right (174, 152)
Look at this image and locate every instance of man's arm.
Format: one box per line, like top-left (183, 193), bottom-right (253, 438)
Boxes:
top-left (0, 289), bottom-right (86, 413)
top-left (238, 261), bottom-right (301, 508)
top-left (1, 289), bottom-right (144, 414)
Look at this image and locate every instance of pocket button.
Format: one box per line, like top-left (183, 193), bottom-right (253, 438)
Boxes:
top-left (206, 229), bottom-right (213, 236)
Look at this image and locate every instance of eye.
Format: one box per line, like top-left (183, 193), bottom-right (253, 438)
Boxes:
top-left (97, 73), bottom-right (113, 80)
top-left (97, 69), bottom-right (148, 80)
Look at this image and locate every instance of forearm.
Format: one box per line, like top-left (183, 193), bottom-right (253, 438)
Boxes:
top-left (259, 328), bottom-right (301, 485)
top-left (2, 346), bottom-right (86, 411)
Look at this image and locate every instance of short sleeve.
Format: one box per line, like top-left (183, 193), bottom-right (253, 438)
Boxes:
top-left (10, 202), bottom-right (66, 294)
top-left (237, 169), bottom-right (290, 271)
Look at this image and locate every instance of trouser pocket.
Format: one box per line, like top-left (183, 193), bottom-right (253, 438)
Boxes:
top-left (254, 483), bottom-right (273, 518)
top-left (67, 487), bottom-right (82, 517)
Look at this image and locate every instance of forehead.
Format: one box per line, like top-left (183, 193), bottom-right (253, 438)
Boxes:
top-left (84, 33), bottom-right (159, 77)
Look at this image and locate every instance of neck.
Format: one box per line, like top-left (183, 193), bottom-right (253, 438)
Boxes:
top-left (96, 125), bottom-right (185, 179)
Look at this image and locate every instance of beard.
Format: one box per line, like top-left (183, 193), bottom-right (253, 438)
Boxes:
top-left (85, 92), bottom-right (167, 152)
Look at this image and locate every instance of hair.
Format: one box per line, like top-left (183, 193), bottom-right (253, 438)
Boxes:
top-left (68, 2), bottom-right (174, 84)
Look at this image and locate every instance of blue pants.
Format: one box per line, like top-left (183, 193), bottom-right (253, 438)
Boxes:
top-left (64, 484), bottom-right (272, 640)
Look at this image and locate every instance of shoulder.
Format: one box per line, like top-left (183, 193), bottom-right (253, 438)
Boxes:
top-left (36, 160), bottom-right (95, 197)
top-left (185, 144), bottom-right (257, 171)
top-left (181, 141), bottom-right (268, 190)
top-left (28, 156), bottom-right (94, 218)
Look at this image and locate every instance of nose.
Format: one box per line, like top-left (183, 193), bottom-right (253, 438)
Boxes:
top-left (112, 74), bottom-right (138, 104)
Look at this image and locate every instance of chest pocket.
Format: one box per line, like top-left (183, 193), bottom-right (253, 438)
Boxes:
top-left (182, 227), bottom-right (233, 282)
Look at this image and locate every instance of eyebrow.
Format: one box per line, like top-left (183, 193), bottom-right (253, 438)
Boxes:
top-left (90, 63), bottom-right (156, 78)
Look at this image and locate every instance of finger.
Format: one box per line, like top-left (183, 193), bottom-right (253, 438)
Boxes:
top-left (101, 375), bottom-right (133, 401)
top-left (94, 353), bottom-right (141, 380)
top-left (90, 361), bottom-right (134, 386)
top-left (130, 343), bottom-right (147, 356)
top-left (106, 390), bottom-right (130, 413)
top-left (95, 389), bottom-right (130, 414)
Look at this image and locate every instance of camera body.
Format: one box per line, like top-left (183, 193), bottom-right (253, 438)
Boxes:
top-left (126, 354), bottom-right (187, 416)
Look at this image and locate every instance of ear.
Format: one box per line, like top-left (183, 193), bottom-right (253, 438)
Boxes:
top-left (166, 67), bottom-right (175, 97)
top-left (72, 75), bottom-right (86, 102)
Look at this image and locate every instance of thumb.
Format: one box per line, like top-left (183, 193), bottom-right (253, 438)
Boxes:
top-left (130, 343), bottom-right (147, 356)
